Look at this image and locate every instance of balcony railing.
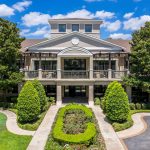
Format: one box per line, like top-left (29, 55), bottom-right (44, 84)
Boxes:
top-left (61, 70), bottom-right (89, 79)
top-left (22, 69), bottom-right (128, 80)
top-left (93, 70), bottom-right (108, 79)
top-left (25, 70), bottom-right (38, 78)
top-left (112, 70), bottom-right (127, 79)
top-left (42, 70), bottom-right (57, 79)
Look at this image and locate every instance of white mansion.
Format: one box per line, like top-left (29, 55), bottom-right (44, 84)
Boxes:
top-left (19, 18), bottom-right (149, 105)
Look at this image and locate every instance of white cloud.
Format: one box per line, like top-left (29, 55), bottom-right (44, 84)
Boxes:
top-left (13, 0), bottom-right (32, 12)
top-left (95, 10), bottom-right (115, 19)
top-left (21, 26), bottom-right (50, 38)
top-left (102, 20), bottom-right (121, 32)
top-left (123, 15), bottom-right (150, 30)
top-left (51, 9), bottom-right (95, 19)
top-left (109, 33), bottom-right (131, 40)
top-left (51, 9), bottom-right (115, 20)
top-left (20, 29), bottom-right (30, 36)
top-left (123, 12), bottom-right (134, 19)
top-left (0, 4), bottom-right (14, 17)
top-left (22, 12), bottom-right (51, 27)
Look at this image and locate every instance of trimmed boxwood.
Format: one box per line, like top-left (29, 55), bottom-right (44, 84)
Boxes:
top-left (17, 81), bottom-right (40, 122)
top-left (106, 81), bottom-right (130, 122)
top-left (32, 79), bottom-right (47, 112)
top-left (52, 104), bottom-right (96, 144)
top-left (101, 81), bottom-right (118, 112)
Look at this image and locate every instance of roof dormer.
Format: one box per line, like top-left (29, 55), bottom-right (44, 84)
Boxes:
top-left (48, 18), bottom-right (103, 39)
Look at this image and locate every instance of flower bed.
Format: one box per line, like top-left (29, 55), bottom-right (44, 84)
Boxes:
top-left (45, 104), bottom-right (106, 150)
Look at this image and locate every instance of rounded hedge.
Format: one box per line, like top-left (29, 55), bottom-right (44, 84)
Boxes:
top-left (32, 79), bottom-right (47, 112)
top-left (17, 81), bottom-right (40, 122)
top-left (52, 104), bottom-right (96, 144)
top-left (101, 81), bottom-right (118, 112)
top-left (106, 81), bottom-right (130, 122)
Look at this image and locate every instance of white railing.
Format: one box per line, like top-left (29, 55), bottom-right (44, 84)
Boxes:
top-left (25, 70), bottom-right (38, 78)
top-left (42, 70), bottom-right (57, 79)
top-left (93, 70), bottom-right (108, 79)
top-left (112, 70), bottom-right (127, 79)
top-left (61, 70), bottom-right (89, 79)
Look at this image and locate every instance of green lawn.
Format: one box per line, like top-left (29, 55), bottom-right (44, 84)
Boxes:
top-left (0, 113), bottom-right (32, 150)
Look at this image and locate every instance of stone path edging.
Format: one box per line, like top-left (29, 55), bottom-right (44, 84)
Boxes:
top-left (0, 109), bottom-right (35, 136)
top-left (91, 106), bottom-right (124, 150)
top-left (117, 113), bottom-right (150, 139)
top-left (27, 105), bottom-right (60, 150)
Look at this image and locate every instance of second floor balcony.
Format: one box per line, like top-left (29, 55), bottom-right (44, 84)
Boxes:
top-left (22, 69), bottom-right (128, 80)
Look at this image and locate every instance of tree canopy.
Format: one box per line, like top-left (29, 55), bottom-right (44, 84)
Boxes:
top-left (0, 18), bottom-right (24, 96)
top-left (124, 22), bottom-right (150, 93)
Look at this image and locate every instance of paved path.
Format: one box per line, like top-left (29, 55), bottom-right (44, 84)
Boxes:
top-left (117, 113), bottom-right (150, 139)
top-left (27, 105), bottom-right (60, 150)
top-left (91, 106), bottom-right (124, 150)
top-left (0, 109), bottom-right (35, 136)
top-left (124, 116), bottom-right (150, 150)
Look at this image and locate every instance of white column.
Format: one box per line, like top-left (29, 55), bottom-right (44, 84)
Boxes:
top-left (38, 69), bottom-right (42, 79)
top-left (108, 69), bottom-right (112, 79)
top-left (89, 85), bottom-right (94, 106)
top-left (126, 86), bottom-right (132, 102)
top-left (24, 68), bottom-right (28, 78)
top-left (89, 56), bottom-right (93, 79)
top-left (56, 85), bottom-right (62, 105)
top-left (57, 56), bottom-right (61, 79)
top-left (18, 82), bottom-right (23, 94)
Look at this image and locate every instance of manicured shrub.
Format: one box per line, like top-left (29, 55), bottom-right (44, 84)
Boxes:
top-left (141, 103), bottom-right (147, 109)
top-left (102, 81), bottom-right (118, 112)
top-left (17, 81), bottom-right (40, 122)
top-left (32, 79), bottom-right (47, 112)
top-left (106, 81), bottom-right (130, 122)
top-left (130, 103), bottom-right (136, 110)
top-left (135, 103), bottom-right (141, 110)
top-left (146, 103), bottom-right (150, 109)
top-left (94, 97), bottom-right (100, 105)
top-left (52, 104), bottom-right (96, 144)
top-left (49, 97), bottom-right (55, 103)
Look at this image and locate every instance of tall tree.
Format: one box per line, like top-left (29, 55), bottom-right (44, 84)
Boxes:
top-left (0, 18), bottom-right (24, 99)
top-left (124, 22), bottom-right (150, 93)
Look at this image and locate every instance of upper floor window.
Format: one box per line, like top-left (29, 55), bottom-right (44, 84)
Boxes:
top-left (59, 24), bottom-right (66, 32)
top-left (85, 24), bottom-right (92, 32)
top-left (72, 24), bottom-right (79, 32)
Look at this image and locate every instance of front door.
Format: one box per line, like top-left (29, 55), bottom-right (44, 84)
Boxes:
top-left (69, 86), bottom-right (76, 97)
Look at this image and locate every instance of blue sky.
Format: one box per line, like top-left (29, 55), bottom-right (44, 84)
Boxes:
top-left (0, 0), bottom-right (150, 39)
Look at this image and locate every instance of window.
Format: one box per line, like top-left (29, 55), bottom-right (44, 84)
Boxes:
top-left (93, 60), bottom-right (116, 70)
top-left (59, 24), bottom-right (66, 32)
top-left (72, 24), bottom-right (79, 32)
top-left (85, 24), bottom-right (92, 32)
top-left (34, 61), bottom-right (57, 70)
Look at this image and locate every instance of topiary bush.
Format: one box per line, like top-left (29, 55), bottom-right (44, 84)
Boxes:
top-left (32, 79), bottom-right (47, 112)
top-left (141, 103), bottom-right (147, 109)
top-left (94, 97), bottom-right (101, 105)
top-left (49, 97), bottom-right (55, 104)
top-left (130, 103), bottom-right (136, 110)
top-left (106, 81), bottom-right (130, 123)
top-left (135, 103), bottom-right (141, 110)
top-left (17, 81), bottom-right (40, 123)
top-left (102, 81), bottom-right (118, 112)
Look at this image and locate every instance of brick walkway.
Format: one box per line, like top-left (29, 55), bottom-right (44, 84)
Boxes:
top-left (27, 105), bottom-right (60, 150)
top-left (0, 109), bottom-right (35, 136)
top-left (91, 106), bottom-right (124, 150)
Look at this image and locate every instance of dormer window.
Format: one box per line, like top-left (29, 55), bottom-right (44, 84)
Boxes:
top-left (59, 24), bottom-right (66, 32)
top-left (85, 24), bottom-right (92, 32)
top-left (72, 24), bottom-right (79, 32)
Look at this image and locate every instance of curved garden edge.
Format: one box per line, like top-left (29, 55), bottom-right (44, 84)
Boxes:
top-left (117, 112), bottom-right (150, 139)
top-left (0, 109), bottom-right (35, 136)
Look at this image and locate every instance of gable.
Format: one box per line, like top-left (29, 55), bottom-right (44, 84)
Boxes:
top-left (27, 32), bottom-right (125, 52)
